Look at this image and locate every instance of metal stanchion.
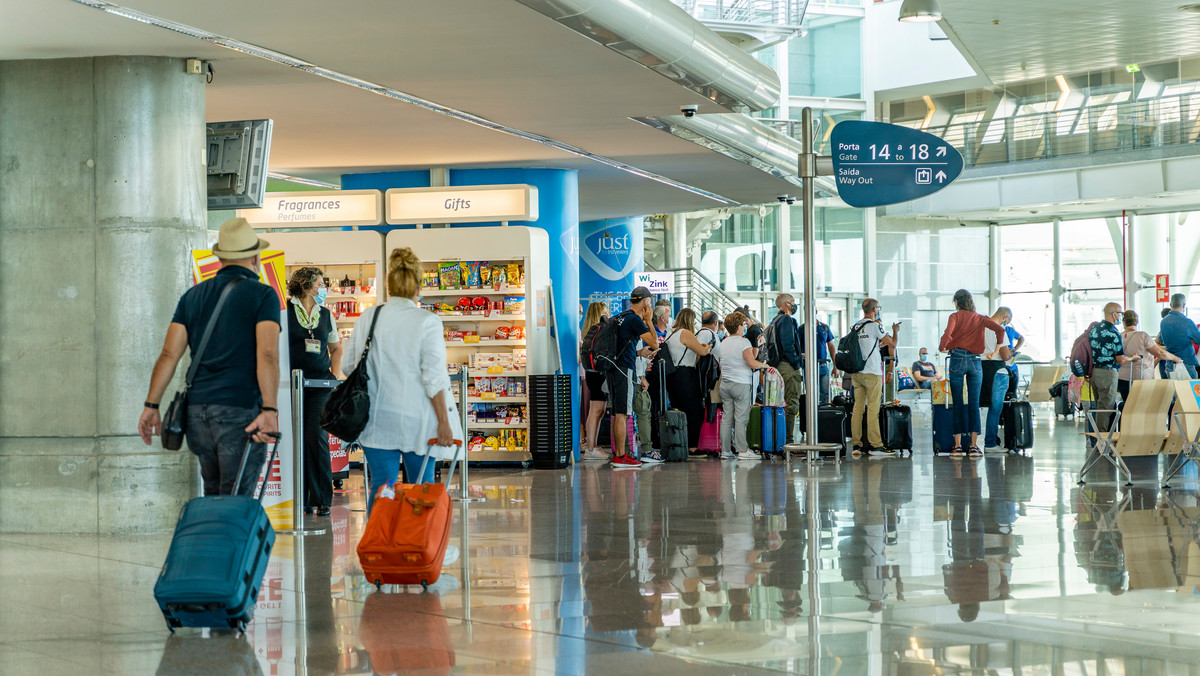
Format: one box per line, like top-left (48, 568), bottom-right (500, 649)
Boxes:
top-left (454, 364), bottom-right (485, 503)
top-left (279, 369), bottom-right (326, 536)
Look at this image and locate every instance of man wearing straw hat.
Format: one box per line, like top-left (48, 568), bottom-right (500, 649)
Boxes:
top-left (137, 218), bottom-right (282, 496)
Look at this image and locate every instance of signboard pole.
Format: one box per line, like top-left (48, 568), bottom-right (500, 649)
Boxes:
top-left (800, 107), bottom-right (821, 449)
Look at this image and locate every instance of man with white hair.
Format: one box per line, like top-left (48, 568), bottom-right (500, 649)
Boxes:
top-left (1089, 302), bottom-right (1136, 432)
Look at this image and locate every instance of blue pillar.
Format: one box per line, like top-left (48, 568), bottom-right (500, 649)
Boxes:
top-left (579, 217), bottom-right (643, 315)
top-left (341, 168), bottom-right (582, 459)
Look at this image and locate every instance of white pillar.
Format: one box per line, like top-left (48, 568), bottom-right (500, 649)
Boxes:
top-left (1052, 218), bottom-right (1064, 361)
top-left (989, 222), bottom-right (1001, 314)
top-left (778, 204), bottom-right (793, 292)
top-left (664, 213), bottom-right (688, 269)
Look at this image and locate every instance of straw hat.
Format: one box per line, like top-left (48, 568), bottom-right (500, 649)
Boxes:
top-left (212, 217), bottom-right (270, 260)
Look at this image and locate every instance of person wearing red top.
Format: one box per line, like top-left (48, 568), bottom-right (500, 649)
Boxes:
top-left (938, 290), bottom-right (1010, 456)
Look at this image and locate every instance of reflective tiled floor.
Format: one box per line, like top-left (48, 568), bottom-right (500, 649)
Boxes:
top-left (6, 407), bottom-right (1200, 674)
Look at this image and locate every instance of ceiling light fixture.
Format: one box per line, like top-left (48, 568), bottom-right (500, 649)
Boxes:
top-left (1053, 74), bottom-right (1071, 111)
top-left (899, 0), bottom-right (943, 23)
top-left (70, 0), bottom-right (733, 205)
top-left (267, 172), bottom-right (340, 189)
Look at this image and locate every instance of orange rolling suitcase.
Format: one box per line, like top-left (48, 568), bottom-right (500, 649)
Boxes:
top-left (358, 440), bottom-right (461, 589)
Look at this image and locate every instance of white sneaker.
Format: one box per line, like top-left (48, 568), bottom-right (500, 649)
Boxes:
top-left (984, 445), bottom-right (1006, 454)
top-left (442, 544), bottom-right (460, 568)
top-left (582, 448), bottom-right (609, 461)
top-left (736, 450), bottom-right (761, 461)
top-left (719, 451), bottom-right (735, 460)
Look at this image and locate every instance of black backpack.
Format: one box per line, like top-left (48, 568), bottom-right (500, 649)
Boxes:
top-left (834, 320), bottom-right (878, 375)
top-left (763, 314), bottom-right (790, 367)
top-left (579, 317), bottom-right (608, 370)
top-left (585, 311), bottom-right (636, 372)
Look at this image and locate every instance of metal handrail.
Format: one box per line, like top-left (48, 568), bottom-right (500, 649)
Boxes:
top-left (659, 266), bottom-right (742, 317)
top-left (673, 0), bottom-right (809, 27)
top-left (919, 91), bottom-right (1200, 168)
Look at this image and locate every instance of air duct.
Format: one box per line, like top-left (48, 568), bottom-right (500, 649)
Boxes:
top-left (514, 0), bottom-right (781, 112)
top-left (631, 113), bottom-right (837, 196)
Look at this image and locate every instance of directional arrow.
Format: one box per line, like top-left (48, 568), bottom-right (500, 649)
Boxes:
top-left (936, 146), bottom-right (947, 157)
top-left (935, 170), bottom-right (947, 183)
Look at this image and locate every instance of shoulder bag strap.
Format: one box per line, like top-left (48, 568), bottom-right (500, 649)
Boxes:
top-left (668, 329), bottom-right (689, 366)
top-left (355, 303), bottom-right (384, 368)
top-left (183, 277), bottom-right (245, 390)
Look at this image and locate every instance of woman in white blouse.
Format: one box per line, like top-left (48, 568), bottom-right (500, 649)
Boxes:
top-left (341, 247), bottom-right (459, 514)
top-left (717, 311), bottom-right (770, 461)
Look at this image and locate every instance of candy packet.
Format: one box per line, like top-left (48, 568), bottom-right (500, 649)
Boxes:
top-left (439, 262), bottom-right (462, 289)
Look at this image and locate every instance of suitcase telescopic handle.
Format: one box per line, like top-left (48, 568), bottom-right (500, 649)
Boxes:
top-left (233, 431), bottom-right (281, 502)
top-left (415, 439), bottom-right (464, 490)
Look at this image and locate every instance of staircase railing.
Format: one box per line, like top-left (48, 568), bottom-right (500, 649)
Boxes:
top-left (659, 267), bottom-right (742, 318)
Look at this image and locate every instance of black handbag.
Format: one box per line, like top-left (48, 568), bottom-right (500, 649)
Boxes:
top-left (320, 304), bottom-right (383, 443)
top-left (161, 278), bottom-right (244, 450)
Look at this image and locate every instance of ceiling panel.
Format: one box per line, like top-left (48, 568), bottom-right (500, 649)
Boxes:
top-left (2, 0), bottom-right (799, 220)
top-left (939, 0), bottom-right (1200, 84)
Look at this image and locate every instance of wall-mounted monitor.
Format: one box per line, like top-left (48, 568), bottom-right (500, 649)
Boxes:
top-left (206, 118), bottom-right (273, 211)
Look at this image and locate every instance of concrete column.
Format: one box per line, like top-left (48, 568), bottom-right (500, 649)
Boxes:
top-left (664, 213), bottom-right (688, 269)
top-left (1052, 217), bottom-right (1064, 362)
top-left (864, 209), bottom-right (878, 295)
top-left (0, 57), bottom-right (206, 533)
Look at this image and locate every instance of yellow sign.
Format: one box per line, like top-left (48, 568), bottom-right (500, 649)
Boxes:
top-left (481, 392), bottom-right (498, 401)
top-left (463, 335), bottom-right (480, 344)
top-left (487, 366), bottom-right (504, 374)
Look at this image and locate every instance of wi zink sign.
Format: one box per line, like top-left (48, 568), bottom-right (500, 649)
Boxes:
top-left (634, 271), bottom-right (674, 295)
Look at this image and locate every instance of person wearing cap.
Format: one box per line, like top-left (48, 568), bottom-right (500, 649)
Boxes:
top-left (137, 218), bottom-right (282, 496)
top-left (607, 286), bottom-right (659, 469)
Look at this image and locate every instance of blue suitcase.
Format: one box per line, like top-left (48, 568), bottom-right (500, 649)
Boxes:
top-left (761, 405), bottom-right (786, 455)
top-left (932, 402), bottom-right (955, 454)
top-left (154, 434), bottom-right (280, 633)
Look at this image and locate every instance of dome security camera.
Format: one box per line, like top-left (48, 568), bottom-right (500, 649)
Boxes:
top-left (681, 104), bottom-right (699, 117)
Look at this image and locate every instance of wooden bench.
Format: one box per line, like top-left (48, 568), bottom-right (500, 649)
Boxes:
top-left (1028, 365), bottom-right (1067, 402)
top-left (1079, 379), bottom-right (1177, 486)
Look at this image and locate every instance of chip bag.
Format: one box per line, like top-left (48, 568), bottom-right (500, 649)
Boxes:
top-left (439, 262), bottom-right (461, 289)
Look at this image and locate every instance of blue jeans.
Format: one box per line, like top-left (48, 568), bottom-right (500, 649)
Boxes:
top-left (362, 446), bottom-right (436, 514)
top-left (984, 368), bottom-right (1010, 447)
top-left (185, 404), bottom-right (266, 496)
top-left (948, 349), bottom-right (983, 449)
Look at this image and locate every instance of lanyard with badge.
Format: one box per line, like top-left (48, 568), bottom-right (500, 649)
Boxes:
top-left (293, 299), bottom-right (324, 355)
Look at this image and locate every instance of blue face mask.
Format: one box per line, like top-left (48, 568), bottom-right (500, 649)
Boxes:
top-left (314, 288), bottom-right (327, 305)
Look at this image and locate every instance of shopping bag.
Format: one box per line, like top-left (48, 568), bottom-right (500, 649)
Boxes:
top-left (762, 368), bottom-right (786, 407)
top-left (931, 379), bottom-right (953, 406)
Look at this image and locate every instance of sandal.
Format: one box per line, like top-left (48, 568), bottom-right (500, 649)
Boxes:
top-left (968, 446), bottom-right (983, 456)
top-left (948, 447), bottom-right (964, 457)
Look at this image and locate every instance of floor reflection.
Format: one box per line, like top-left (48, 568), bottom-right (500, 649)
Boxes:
top-left (13, 413), bottom-right (1200, 673)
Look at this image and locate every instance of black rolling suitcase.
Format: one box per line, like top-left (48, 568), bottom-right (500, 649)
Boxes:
top-left (1002, 399), bottom-right (1034, 452)
top-left (879, 403), bottom-right (913, 452)
top-left (1049, 379), bottom-right (1074, 419)
top-left (656, 366), bottom-right (689, 461)
top-left (817, 405), bottom-right (849, 455)
top-left (154, 433), bottom-right (280, 632)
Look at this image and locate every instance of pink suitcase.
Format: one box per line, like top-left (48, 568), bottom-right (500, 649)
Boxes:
top-left (698, 409), bottom-right (723, 454)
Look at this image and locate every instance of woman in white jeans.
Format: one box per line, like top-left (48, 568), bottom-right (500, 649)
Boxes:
top-left (718, 311), bottom-right (771, 461)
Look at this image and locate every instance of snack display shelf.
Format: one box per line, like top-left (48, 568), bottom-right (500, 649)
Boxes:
top-left (437, 314), bottom-right (526, 322)
top-left (421, 287), bottom-right (525, 297)
top-left (445, 339), bottom-right (526, 347)
top-left (467, 396), bottom-right (528, 404)
top-left (468, 369), bottom-right (526, 377)
top-left (468, 422), bottom-right (529, 430)
top-left (468, 450), bottom-right (532, 463)
top-left (326, 292), bottom-right (376, 300)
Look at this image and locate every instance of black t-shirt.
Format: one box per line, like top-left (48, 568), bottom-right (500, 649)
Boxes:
top-left (286, 303), bottom-right (336, 378)
top-left (171, 266), bottom-right (281, 408)
top-left (745, 324), bottom-right (764, 350)
top-left (613, 310), bottom-right (651, 371)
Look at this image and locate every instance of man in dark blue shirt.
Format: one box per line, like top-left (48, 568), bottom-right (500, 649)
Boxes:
top-left (138, 218), bottom-right (282, 496)
top-left (1089, 302), bottom-right (1135, 432)
top-left (799, 316), bottom-right (839, 405)
top-left (767, 294), bottom-right (802, 443)
top-left (1160, 293), bottom-right (1200, 379)
top-left (606, 286), bottom-right (658, 468)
